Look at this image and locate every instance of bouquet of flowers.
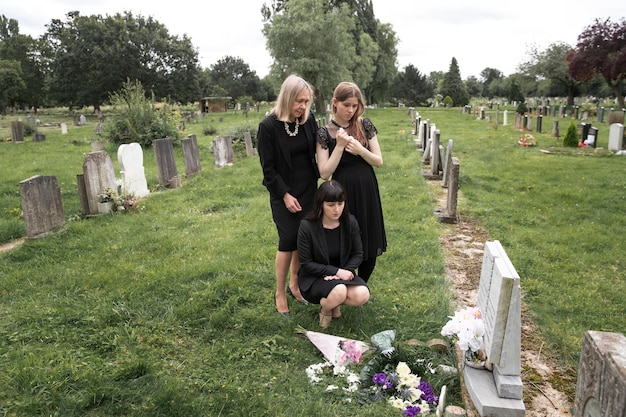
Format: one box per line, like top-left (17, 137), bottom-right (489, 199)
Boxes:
top-left (440, 306), bottom-right (486, 365)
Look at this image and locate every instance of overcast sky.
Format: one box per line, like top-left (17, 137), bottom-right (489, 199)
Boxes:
top-left (4, 0), bottom-right (625, 80)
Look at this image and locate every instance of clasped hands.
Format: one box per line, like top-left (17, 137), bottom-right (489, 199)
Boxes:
top-left (337, 128), bottom-right (362, 155)
top-left (324, 268), bottom-right (354, 281)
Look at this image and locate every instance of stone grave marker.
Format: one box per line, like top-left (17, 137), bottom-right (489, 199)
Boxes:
top-left (503, 110), bottom-right (508, 126)
top-left (181, 134), bottom-right (202, 176)
top-left (213, 136), bottom-right (234, 168)
top-left (79, 114), bottom-right (86, 125)
top-left (423, 129), bottom-right (442, 179)
top-left (11, 121), bottom-right (24, 142)
top-left (552, 120), bottom-right (560, 138)
top-left (61, 123), bottom-right (68, 134)
top-left (463, 240), bottom-right (524, 416)
top-left (573, 331), bottom-right (626, 417)
top-left (598, 107), bottom-right (605, 123)
top-left (434, 157), bottom-right (459, 224)
top-left (118, 143), bottom-right (150, 198)
top-left (243, 131), bottom-right (257, 156)
top-left (153, 138), bottom-right (180, 188)
top-left (442, 139), bottom-right (454, 188)
top-left (33, 132), bottom-right (46, 142)
top-left (608, 123), bottom-right (624, 151)
top-left (81, 150), bottom-right (118, 215)
top-left (19, 175), bottom-right (65, 239)
top-left (585, 127), bottom-right (598, 147)
top-left (536, 115), bottom-right (542, 133)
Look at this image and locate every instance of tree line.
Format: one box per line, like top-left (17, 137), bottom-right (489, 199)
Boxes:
top-left (0, 2), bottom-right (624, 114)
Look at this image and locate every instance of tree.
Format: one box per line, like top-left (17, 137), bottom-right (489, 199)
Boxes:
top-left (566, 18), bottom-right (626, 108)
top-left (508, 78), bottom-right (525, 104)
top-left (464, 76), bottom-right (482, 98)
top-left (0, 16), bottom-right (45, 110)
top-left (209, 56), bottom-right (263, 102)
top-left (366, 22), bottom-right (398, 104)
top-left (263, 0), bottom-right (358, 110)
top-left (479, 67), bottom-right (503, 98)
top-left (43, 11), bottom-right (201, 111)
top-left (0, 59), bottom-right (26, 112)
top-left (440, 57), bottom-right (469, 107)
top-left (392, 64), bottom-right (433, 106)
top-left (520, 42), bottom-right (581, 106)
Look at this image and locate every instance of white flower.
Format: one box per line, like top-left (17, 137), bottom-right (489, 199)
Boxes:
top-left (326, 385), bottom-right (339, 391)
top-left (388, 396), bottom-right (405, 409)
top-left (396, 361), bottom-right (412, 377)
top-left (398, 373), bottom-right (420, 389)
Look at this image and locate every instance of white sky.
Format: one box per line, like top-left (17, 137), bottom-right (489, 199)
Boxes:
top-left (4, 0), bottom-right (625, 80)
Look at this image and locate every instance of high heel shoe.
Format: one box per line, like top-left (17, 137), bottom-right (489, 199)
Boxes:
top-left (319, 309), bottom-right (332, 328)
top-left (275, 293), bottom-right (290, 318)
top-left (287, 286), bottom-right (309, 304)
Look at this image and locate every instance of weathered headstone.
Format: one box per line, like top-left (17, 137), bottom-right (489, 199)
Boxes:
top-left (19, 175), bottom-right (65, 239)
top-left (464, 240), bottom-right (525, 416)
top-left (60, 123), bottom-right (68, 134)
top-left (243, 131), bottom-right (257, 157)
top-left (536, 115), bottom-right (542, 133)
top-left (153, 138), bottom-right (180, 188)
top-left (79, 114), bottom-right (86, 125)
top-left (118, 142), bottom-right (150, 198)
top-left (608, 123), bottom-right (624, 151)
top-left (573, 331), bottom-right (626, 417)
top-left (213, 136), bottom-right (234, 168)
top-left (552, 120), bottom-right (560, 138)
top-left (32, 132), bottom-right (46, 142)
top-left (11, 121), bottom-right (24, 142)
top-left (81, 151), bottom-right (118, 215)
top-left (442, 139), bottom-right (454, 188)
top-left (598, 107), bottom-right (605, 123)
top-left (503, 110), bottom-right (508, 126)
top-left (434, 157), bottom-right (459, 224)
top-left (181, 134), bottom-right (202, 176)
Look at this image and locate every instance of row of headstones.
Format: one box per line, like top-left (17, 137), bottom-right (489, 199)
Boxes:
top-left (408, 110), bottom-right (626, 417)
top-left (409, 112), bottom-right (460, 224)
top-left (18, 133), bottom-right (257, 240)
top-left (467, 104), bottom-right (626, 124)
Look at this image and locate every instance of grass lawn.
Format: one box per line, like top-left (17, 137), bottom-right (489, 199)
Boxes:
top-left (0, 105), bottom-right (624, 415)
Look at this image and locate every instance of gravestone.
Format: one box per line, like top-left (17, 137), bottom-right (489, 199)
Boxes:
top-left (434, 157), bottom-right (459, 224)
top-left (536, 115), bottom-right (542, 133)
top-left (213, 136), bottom-right (234, 168)
top-left (585, 127), bottom-right (598, 147)
top-left (82, 151), bottom-right (118, 215)
top-left (503, 110), bottom-right (508, 126)
top-left (423, 129), bottom-right (442, 179)
top-left (608, 123), bottom-right (624, 151)
top-left (61, 123), bottom-right (68, 134)
top-left (33, 132), bottom-right (46, 142)
top-left (243, 131), bottom-right (257, 156)
top-left (153, 138), bottom-right (180, 188)
top-left (79, 114), bottom-right (86, 125)
top-left (598, 107), bottom-right (604, 123)
top-left (416, 120), bottom-right (424, 150)
top-left (464, 240), bottom-right (525, 416)
top-left (118, 143), bottom-right (150, 198)
top-left (19, 175), bottom-right (65, 239)
top-left (573, 331), bottom-right (626, 417)
top-left (442, 139), bottom-right (454, 188)
top-left (552, 120), bottom-right (559, 138)
top-left (11, 121), bottom-right (24, 142)
top-left (181, 134), bottom-right (202, 176)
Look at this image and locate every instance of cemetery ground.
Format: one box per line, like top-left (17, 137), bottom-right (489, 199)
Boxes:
top-left (0, 105), bottom-right (624, 415)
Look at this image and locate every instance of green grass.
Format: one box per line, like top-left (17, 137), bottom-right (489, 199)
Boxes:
top-left (1, 106), bottom-right (624, 415)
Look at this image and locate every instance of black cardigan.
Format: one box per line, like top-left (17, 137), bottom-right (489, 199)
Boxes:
top-left (297, 215), bottom-right (363, 292)
top-left (257, 112), bottom-right (319, 199)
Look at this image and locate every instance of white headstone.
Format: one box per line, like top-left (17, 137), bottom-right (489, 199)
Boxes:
top-left (608, 123), bottom-right (624, 151)
top-left (118, 143), bottom-right (150, 198)
top-left (79, 114), bottom-right (87, 125)
top-left (61, 123), bottom-right (67, 134)
top-left (503, 110), bottom-right (508, 126)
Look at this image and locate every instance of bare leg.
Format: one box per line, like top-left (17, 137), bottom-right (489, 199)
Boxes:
top-left (344, 286), bottom-right (370, 306)
top-left (275, 251), bottom-right (293, 314)
top-left (288, 250), bottom-right (305, 301)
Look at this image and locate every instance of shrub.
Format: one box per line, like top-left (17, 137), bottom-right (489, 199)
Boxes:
top-left (563, 121), bottom-right (579, 147)
top-left (516, 102), bottom-right (528, 115)
top-left (443, 96), bottom-right (453, 107)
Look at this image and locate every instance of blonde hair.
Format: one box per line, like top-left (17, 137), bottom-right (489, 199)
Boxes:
top-left (332, 82), bottom-right (366, 145)
top-left (272, 74), bottom-right (313, 123)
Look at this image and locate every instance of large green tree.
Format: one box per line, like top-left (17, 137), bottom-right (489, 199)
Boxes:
top-left (521, 42), bottom-right (581, 106)
top-left (42, 11), bottom-right (201, 111)
top-left (208, 56), bottom-right (264, 102)
top-left (366, 22), bottom-right (398, 104)
top-left (0, 59), bottom-right (26, 112)
top-left (479, 67), bottom-right (504, 99)
top-left (0, 16), bottom-right (45, 111)
top-left (392, 64), bottom-right (433, 106)
top-left (566, 18), bottom-right (626, 108)
top-left (440, 57), bottom-right (469, 107)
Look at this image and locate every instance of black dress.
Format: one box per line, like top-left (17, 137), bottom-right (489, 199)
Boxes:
top-left (258, 113), bottom-right (319, 251)
top-left (317, 118), bottom-right (387, 260)
top-left (297, 215), bottom-right (368, 304)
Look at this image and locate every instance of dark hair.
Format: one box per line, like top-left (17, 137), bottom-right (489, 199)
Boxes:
top-left (306, 180), bottom-right (350, 221)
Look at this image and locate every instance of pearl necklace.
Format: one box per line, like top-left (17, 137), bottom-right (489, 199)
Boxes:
top-left (284, 121), bottom-right (299, 137)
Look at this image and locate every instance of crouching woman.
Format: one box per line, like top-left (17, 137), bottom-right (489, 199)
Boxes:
top-left (297, 180), bottom-right (370, 328)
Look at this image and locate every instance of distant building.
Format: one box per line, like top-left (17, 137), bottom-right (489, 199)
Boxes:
top-left (199, 97), bottom-right (232, 113)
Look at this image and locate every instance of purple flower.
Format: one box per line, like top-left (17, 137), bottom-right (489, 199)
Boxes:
top-left (403, 405), bottom-right (421, 416)
top-left (372, 373), bottom-right (388, 386)
top-left (419, 380), bottom-right (439, 403)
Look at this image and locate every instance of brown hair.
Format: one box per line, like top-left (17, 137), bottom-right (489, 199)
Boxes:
top-left (332, 82), bottom-right (366, 145)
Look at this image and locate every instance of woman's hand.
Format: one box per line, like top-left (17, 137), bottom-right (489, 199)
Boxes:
top-left (335, 128), bottom-right (351, 149)
top-left (324, 269), bottom-right (354, 281)
top-left (283, 192), bottom-right (302, 213)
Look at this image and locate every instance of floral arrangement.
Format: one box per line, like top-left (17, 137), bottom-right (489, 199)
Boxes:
top-left (98, 187), bottom-right (139, 213)
top-left (441, 306), bottom-right (486, 365)
top-left (299, 328), bottom-right (458, 415)
top-left (518, 134), bottom-right (537, 147)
